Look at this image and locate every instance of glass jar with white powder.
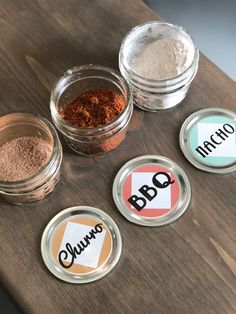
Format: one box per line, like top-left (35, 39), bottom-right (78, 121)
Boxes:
top-left (119, 21), bottom-right (199, 111)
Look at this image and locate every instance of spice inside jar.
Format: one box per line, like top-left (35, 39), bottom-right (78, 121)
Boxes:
top-left (0, 136), bottom-right (52, 181)
top-left (119, 21), bottom-right (199, 111)
top-left (0, 112), bottom-right (63, 205)
top-left (131, 37), bottom-right (193, 80)
top-left (59, 88), bottom-right (125, 128)
top-left (50, 65), bottom-right (133, 156)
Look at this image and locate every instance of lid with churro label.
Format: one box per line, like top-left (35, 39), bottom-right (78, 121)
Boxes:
top-left (113, 155), bottom-right (191, 226)
top-left (41, 206), bottom-right (122, 283)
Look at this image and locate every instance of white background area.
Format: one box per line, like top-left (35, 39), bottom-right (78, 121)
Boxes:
top-left (197, 123), bottom-right (236, 157)
top-left (131, 172), bottom-right (171, 209)
top-left (59, 222), bottom-right (106, 268)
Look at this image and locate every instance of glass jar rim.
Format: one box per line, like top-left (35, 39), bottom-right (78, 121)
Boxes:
top-left (50, 64), bottom-right (133, 135)
top-left (0, 112), bottom-right (61, 189)
top-left (119, 21), bottom-right (199, 86)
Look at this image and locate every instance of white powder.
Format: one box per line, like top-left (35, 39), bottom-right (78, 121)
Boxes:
top-left (131, 38), bottom-right (191, 80)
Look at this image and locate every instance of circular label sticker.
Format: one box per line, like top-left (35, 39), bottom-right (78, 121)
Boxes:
top-left (41, 206), bottom-right (122, 283)
top-left (113, 155), bottom-right (191, 226)
top-left (122, 164), bottom-right (180, 218)
top-left (188, 114), bottom-right (236, 167)
top-left (51, 215), bottom-right (113, 275)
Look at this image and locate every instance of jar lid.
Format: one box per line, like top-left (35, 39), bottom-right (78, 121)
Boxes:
top-left (180, 108), bottom-right (236, 173)
top-left (41, 206), bottom-right (122, 283)
top-left (112, 155), bottom-right (191, 226)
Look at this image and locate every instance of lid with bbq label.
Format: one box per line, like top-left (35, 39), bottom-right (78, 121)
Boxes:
top-left (41, 206), bottom-right (122, 283)
top-left (180, 108), bottom-right (236, 173)
top-left (112, 155), bottom-right (191, 226)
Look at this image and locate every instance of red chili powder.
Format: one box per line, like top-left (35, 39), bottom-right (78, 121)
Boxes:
top-left (59, 88), bottom-right (125, 128)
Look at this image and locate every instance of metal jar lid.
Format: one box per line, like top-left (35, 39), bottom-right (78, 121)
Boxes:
top-left (180, 107), bottom-right (236, 173)
top-left (41, 206), bottom-right (122, 284)
top-left (112, 155), bottom-right (191, 226)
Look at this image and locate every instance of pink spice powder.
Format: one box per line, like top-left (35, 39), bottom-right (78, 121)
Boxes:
top-left (0, 136), bottom-right (52, 182)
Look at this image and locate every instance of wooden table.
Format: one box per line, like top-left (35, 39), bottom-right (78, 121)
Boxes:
top-left (1, 1), bottom-right (236, 313)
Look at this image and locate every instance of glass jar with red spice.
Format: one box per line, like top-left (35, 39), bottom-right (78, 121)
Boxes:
top-left (50, 65), bottom-right (133, 155)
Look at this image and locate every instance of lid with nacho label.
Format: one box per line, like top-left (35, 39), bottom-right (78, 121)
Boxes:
top-left (112, 155), bottom-right (191, 226)
top-left (41, 206), bottom-right (122, 283)
top-left (180, 108), bottom-right (236, 173)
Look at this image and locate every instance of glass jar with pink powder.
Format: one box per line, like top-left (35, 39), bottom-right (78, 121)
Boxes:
top-left (0, 112), bottom-right (63, 204)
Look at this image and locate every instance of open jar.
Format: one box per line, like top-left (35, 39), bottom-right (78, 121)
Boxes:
top-left (0, 113), bottom-right (62, 204)
top-left (119, 21), bottom-right (199, 111)
top-left (50, 65), bottom-right (133, 156)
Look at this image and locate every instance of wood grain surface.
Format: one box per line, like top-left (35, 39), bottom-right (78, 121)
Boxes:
top-left (0, 0), bottom-right (236, 313)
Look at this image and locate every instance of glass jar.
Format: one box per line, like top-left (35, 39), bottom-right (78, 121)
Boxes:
top-left (0, 113), bottom-right (63, 205)
top-left (50, 65), bottom-right (133, 155)
top-left (119, 21), bottom-right (199, 111)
